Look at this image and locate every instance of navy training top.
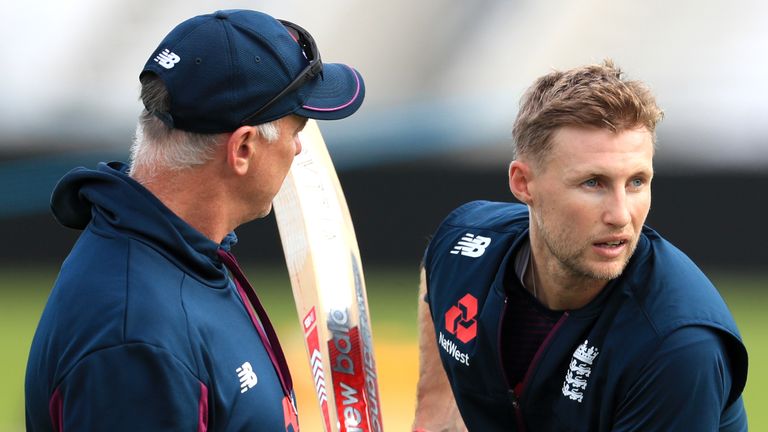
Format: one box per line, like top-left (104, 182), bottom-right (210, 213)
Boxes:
top-left (424, 200), bottom-right (748, 431)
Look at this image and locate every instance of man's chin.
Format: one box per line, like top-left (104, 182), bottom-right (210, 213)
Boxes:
top-left (257, 204), bottom-right (273, 219)
top-left (244, 203), bottom-right (273, 224)
top-left (585, 259), bottom-right (630, 281)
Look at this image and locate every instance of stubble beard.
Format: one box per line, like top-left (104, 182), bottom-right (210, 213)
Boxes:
top-left (534, 212), bottom-right (638, 283)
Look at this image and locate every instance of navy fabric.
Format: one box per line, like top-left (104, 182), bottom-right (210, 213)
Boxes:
top-left (424, 200), bottom-right (748, 432)
top-left (141, 9), bottom-right (365, 132)
top-left (26, 162), bottom-right (293, 431)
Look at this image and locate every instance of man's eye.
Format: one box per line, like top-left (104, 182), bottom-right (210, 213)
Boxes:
top-left (631, 179), bottom-right (644, 188)
top-left (584, 179), bottom-right (598, 188)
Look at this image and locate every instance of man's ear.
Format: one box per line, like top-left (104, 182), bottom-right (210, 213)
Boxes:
top-left (225, 126), bottom-right (260, 176)
top-left (508, 160), bottom-right (534, 204)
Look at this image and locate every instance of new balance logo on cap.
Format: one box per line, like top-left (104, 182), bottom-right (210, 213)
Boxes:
top-left (154, 49), bottom-right (180, 69)
top-left (236, 361), bottom-right (258, 393)
top-left (450, 233), bottom-right (492, 258)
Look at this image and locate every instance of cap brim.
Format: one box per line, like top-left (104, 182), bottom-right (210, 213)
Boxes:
top-left (294, 63), bottom-right (365, 120)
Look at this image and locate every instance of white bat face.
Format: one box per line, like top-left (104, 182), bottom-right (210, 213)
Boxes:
top-left (273, 120), bottom-right (383, 432)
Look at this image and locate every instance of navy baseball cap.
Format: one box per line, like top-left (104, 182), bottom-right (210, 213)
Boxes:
top-left (141, 9), bottom-right (365, 133)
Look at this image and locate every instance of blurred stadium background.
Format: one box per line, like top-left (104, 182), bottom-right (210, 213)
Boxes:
top-left (1, 0), bottom-right (766, 430)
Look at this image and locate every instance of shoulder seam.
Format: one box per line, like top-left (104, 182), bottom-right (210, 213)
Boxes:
top-left (55, 341), bottom-right (204, 391)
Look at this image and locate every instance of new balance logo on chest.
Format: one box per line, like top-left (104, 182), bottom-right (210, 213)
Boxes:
top-left (236, 361), bottom-right (258, 393)
top-left (450, 233), bottom-right (492, 258)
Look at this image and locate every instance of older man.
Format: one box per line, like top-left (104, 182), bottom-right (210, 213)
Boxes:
top-left (26, 9), bottom-right (364, 431)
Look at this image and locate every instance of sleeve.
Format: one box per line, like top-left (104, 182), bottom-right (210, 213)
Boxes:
top-left (54, 343), bottom-right (208, 431)
top-left (612, 326), bottom-right (747, 432)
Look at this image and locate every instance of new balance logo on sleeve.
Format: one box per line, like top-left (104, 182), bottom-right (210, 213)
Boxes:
top-left (154, 49), bottom-right (180, 69)
top-left (236, 361), bottom-right (258, 393)
top-left (450, 233), bottom-right (492, 257)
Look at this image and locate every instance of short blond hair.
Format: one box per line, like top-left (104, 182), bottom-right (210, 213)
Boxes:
top-left (513, 59), bottom-right (663, 165)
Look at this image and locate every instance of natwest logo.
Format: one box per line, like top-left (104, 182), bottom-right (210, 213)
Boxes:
top-left (444, 293), bottom-right (478, 343)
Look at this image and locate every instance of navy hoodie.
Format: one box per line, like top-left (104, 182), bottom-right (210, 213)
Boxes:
top-left (25, 162), bottom-right (297, 431)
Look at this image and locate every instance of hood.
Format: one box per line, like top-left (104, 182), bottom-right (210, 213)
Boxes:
top-left (51, 161), bottom-right (235, 282)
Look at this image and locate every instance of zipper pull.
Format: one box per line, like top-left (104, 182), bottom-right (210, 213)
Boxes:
top-left (509, 388), bottom-right (527, 432)
top-left (508, 389), bottom-right (520, 408)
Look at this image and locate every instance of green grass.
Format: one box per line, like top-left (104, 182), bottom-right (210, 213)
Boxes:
top-left (1, 267), bottom-right (765, 431)
top-left (0, 267), bottom-right (57, 432)
top-left (711, 272), bottom-right (768, 428)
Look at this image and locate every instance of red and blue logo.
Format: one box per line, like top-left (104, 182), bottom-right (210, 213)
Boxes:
top-left (444, 294), bottom-right (478, 343)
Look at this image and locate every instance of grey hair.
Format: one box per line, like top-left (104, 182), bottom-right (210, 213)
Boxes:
top-left (129, 75), bottom-right (280, 175)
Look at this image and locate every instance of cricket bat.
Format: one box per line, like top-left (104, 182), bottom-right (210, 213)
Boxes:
top-left (272, 120), bottom-right (383, 432)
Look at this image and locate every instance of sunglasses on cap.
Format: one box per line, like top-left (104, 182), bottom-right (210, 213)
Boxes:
top-left (241, 20), bottom-right (323, 125)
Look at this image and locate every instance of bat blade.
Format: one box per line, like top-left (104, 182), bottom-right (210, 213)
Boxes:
top-left (273, 120), bottom-right (383, 432)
